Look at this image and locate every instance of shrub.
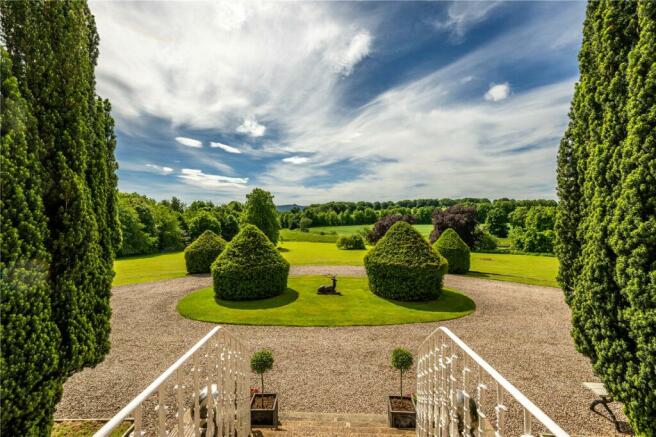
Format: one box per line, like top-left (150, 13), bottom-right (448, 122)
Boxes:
top-left (474, 227), bottom-right (498, 251)
top-left (251, 349), bottom-right (274, 393)
top-left (429, 205), bottom-right (478, 248)
top-left (212, 224), bottom-right (289, 300)
top-left (367, 214), bottom-right (416, 244)
top-left (336, 234), bottom-right (366, 250)
top-left (184, 230), bottom-right (227, 274)
top-left (364, 221), bottom-right (446, 301)
top-left (299, 217), bottom-right (312, 232)
top-left (391, 348), bottom-right (413, 397)
top-left (434, 229), bottom-right (470, 274)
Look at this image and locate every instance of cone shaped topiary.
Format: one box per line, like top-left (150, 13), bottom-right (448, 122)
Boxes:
top-left (364, 221), bottom-right (447, 301)
top-left (212, 224), bottom-right (290, 300)
top-left (184, 230), bottom-right (227, 274)
top-left (433, 228), bottom-right (470, 274)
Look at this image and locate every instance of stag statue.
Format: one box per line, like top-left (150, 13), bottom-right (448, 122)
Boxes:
top-left (317, 274), bottom-right (340, 295)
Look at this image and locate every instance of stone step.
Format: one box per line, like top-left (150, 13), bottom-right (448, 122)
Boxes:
top-left (252, 411), bottom-right (416, 437)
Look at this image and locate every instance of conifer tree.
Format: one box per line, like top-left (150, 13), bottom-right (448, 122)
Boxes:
top-left (241, 188), bottom-right (281, 244)
top-left (0, 48), bottom-right (62, 437)
top-left (556, 1), bottom-right (655, 433)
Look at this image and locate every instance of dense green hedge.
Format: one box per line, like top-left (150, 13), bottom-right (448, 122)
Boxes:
top-left (433, 229), bottom-right (470, 274)
top-left (555, 1), bottom-right (655, 433)
top-left (364, 221), bottom-right (446, 301)
top-left (336, 234), bottom-right (366, 250)
top-left (184, 230), bottom-right (227, 274)
top-left (212, 225), bottom-right (289, 300)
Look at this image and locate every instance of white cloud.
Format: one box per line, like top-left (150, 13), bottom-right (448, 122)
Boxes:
top-left (282, 156), bottom-right (310, 165)
top-left (331, 30), bottom-right (372, 75)
top-left (145, 163), bottom-right (174, 175)
top-left (484, 83), bottom-right (511, 102)
top-left (210, 141), bottom-right (241, 154)
top-left (236, 117), bottom-right (266, 137)
top-left (175, 136), bottom-right (203, 148)
top-left (178, 168), bottom-right (248, 190)
top-left (434, 1), bottom-right (503, 40)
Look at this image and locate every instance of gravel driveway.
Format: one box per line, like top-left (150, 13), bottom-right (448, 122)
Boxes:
top-left (55, 268), bottom-right (628, 435)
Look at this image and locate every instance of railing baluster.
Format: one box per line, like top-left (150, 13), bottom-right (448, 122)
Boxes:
top-left (413, 327), bottom-right (568, 437)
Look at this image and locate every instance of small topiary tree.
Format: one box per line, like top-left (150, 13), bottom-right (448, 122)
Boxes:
top-left (184, 230), bottom-right (227, 274)
top-left (433, 228), bottom-right (470, 274)
top-left (364, 221), bottom-right (447, 301)
top-left (212, 224), bottom-right (289, 300)
top-left (391, 348), bottom-right (413, 397)
top-left (336, 234), bottom-right (366, 250)
top-left (251, 349), bottom-right (274, 393)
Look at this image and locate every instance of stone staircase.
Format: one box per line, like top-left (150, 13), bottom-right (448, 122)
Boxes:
top-left (252, 411), bottom-right (416, 437)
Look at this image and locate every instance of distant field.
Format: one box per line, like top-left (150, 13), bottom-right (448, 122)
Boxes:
top-left (114, 241), bottom-right (558, 288)
top-left (281, 224), bottom-right (433, 242)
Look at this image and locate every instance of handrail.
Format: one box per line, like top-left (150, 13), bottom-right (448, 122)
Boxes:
top-left (95, 326), bottom-right (224, 437)
top-left (416, 326), bottom-right (569, 437)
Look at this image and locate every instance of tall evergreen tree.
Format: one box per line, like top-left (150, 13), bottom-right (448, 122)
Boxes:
top-left (1, 1), bottom-right (120, 433)
top-left (0, 48), bottom-right (62, 436)
top-left (241, 188), bottom-right (281, 244)
top-left (556, 1), bottom-right (655, 433)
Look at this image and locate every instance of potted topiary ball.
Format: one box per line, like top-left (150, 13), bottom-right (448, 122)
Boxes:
top-left (184, 230), bottom-right (227, 274)
top-left (250, 349), bottom-right (278, 428)
top-left (388, 348), bottom-right (416, 429)
top-left (433, 228), bottom-right (470, 274)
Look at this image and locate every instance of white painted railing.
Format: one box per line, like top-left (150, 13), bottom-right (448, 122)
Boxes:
top-left (416, 327), bottom-right (568, 437)
top-left (95, 326), bottom-right (250, 437)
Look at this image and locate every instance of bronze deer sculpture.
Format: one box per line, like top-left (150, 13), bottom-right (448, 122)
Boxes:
top-left (317, 274), bottom-right (340, 295)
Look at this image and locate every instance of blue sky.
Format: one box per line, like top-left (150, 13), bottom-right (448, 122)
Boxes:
top-left (91, 1), bottom-right (586, 204)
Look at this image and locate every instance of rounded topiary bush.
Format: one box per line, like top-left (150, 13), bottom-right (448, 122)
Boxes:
top-left (364, 221), bottom-right (447, 301)
top-left (433, 228), bottom-right (470, 274)
top-left (336, 234), bottom-right (366, 250)
top-left (212, 224), bottom-right (290, 300)
top-left (184, 230), bottom-right (227, 274)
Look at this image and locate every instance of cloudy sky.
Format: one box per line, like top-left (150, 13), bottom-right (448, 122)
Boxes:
top-left (91, 1), bottom-right (586, 204)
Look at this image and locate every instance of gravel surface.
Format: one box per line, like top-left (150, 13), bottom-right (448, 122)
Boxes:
top-left (55, 269), bottom-right (628, 435)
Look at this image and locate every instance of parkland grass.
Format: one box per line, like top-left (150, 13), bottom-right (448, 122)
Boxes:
top-left (114, 241), bottom-right (559, 288)
top-left (51, 421), bottom-right (131, 437)
top-left (177, 276), bottom-right (475, 326)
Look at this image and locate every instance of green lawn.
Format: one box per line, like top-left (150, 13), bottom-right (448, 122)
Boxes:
top-left (177, 276), bottom-right (475, 326)
top-left (308, 224), bottom-right (433, 238)
top-left (114, 242), bottom-right (559, 288)
top-left (113, 251), bottom-right (185, 286)
top-left (470, 253), bottom-right (558, 287)
top-left (51, 421), bottom-right (131, 437)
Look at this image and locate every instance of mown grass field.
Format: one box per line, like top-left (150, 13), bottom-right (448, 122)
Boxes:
top-left (113, 241), bottom-right (558, 288)
top-left (177, 276), bottom-right (475, 326)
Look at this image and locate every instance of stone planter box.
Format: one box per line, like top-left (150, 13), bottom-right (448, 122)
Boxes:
top-left (387, 395), bottom-right (416, 429)
top-left (250, 393), bottom-right (278, 428)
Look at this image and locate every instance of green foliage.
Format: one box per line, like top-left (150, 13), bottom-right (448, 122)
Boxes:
top-left (509, 228), bottom-right (554, 254)
top-left (485, 207), bottom-right (508, 237)
top-left (299, 217), bottom-right (312, 231)
top-left (473, 228), bottom-right (498, 251)
top-left (212, 224), bottom-right (289, 300)
top-left (184, 231), bottom-right (227, 274)
top-left (336, 234), bottom-right (366, 250)
top-left (0, 48), bottom-right (62, 437)
top-left (117, 199), bottom-right (157, 256)
top-left (250, 349), bottom-right (274, 393)
top-left (250, 349), bottom-right (274, 375)
top-left (556, 1), bottom-right (655, 433)
top-left (434, 229), bottom-right (470, 274)
top-left (188, 210), bottom-right (222, 241)
top-left (391, 348), bottom-right (413, 396)
top-left (391, 348), bottom-right (413, 371)
top-left (241, 188), bottom-right (281, 245)
top-left (364, 221), bottom-right (446, 301)
top-left (1, 1), bottom-right (119, 432)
